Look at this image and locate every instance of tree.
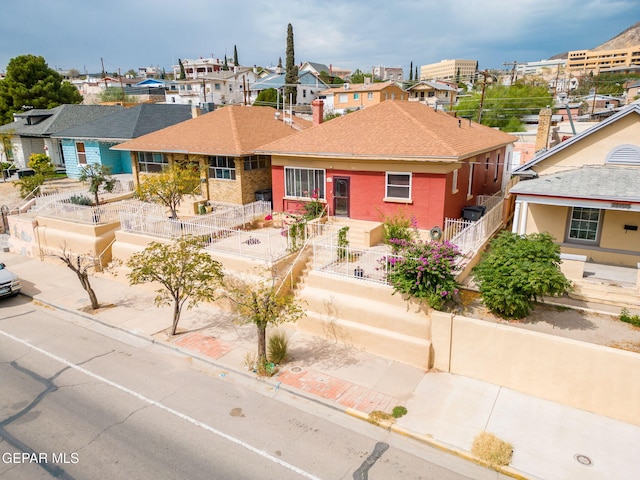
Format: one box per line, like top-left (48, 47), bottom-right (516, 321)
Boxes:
top-left (0, 55), bottom-right (83, 125)
top-left (78, 163), bottom-right (117, 206)
top-left (178, 59), bottom-right (186, 80)
top-left (127, 236), bottom-right (224, 336)
top-left (454, 83), bottom-right (552, 131)
top-left (284, 23), bottom-right (298, 104)
top-left (224, 273), bottom-right (305, 366)
top-left (233, 45), bottom-right (239, 66)
top-left (99, 87), bottom-right (134, 103)
top-left (68, 68), bottom-right (80, 78)
top-left (349, 69), bottom-right (373, 84)
top-left (14, 153), bottom-right (56, 198)
top-left (136, 163), bottom-right (200, 219)
top-left (51, 244), bottom-right (101, 310)
top-left (253, 88), bottom-right (280, 107)
top-left (222, 56), bottom-right (229, 71)
top-left (471, 231), bottom-right (572, 319)
top-left (409, 61), bottom-right (413, 81)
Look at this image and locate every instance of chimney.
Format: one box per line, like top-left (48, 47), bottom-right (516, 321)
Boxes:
top-left (312, 99), bottom-right (324, 126)
top-left (535, 107), bottom-right (553, 152)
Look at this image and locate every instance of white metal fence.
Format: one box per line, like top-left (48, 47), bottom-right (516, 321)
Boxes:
top-left (313, 243), bottom-right (398, 285)
top-left (444, 194), bottom-right (504, 256)
top-left (37, 199), bottom-right (159, 225)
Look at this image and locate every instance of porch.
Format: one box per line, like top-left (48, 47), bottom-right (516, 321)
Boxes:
top-left (560, 254), bottom-right (640, 309)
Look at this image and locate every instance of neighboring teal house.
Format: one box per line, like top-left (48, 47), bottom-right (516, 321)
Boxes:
top-left (52, 104), bottom-right (193, 179)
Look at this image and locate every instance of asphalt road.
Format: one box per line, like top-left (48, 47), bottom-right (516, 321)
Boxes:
top-left (0, 297), bottom-right (503, 479)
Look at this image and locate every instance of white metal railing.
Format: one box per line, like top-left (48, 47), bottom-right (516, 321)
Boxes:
top-left (313, 243), bottom-right (398, 285)
top-left (444, 197), bottom-right (504, 256)
top-left (37, 199), bottom-right (159, 225)
top-left (119, 201), bottom-right (271, 238)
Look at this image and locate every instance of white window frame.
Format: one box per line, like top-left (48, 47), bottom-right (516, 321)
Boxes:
top-left (385, 172), bottom-right (412, 200)
top-left (494, 153), bottom-right (500, 182)
top-left (452, 169), bottom-right (459, 193)
top-left (339, 94), bottom-right (348, 104)
top-left (76, 142), bottom-right (86, 164)
top-left (284, 167), bottom-right (325, 199)
top-left (566, 207), bottom-right (602, 244)
top-left (367, 92), bottom-right (373, 101)
top-left (467, 163), bottom-right (474, 197)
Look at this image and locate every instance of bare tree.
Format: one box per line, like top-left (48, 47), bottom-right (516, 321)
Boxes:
top-left (50, 244), bottom-right (100, 310)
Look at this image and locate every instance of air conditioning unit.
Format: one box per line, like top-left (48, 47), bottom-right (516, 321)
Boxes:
top-left (344, 83), bottom-right (350, 90)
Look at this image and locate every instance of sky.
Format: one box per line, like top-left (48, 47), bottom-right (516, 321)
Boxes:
top-left (2, 0), bottom-right (639, 76)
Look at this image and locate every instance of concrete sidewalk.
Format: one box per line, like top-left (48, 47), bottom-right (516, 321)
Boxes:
top-left (2, 251), bottom-right (639, 480)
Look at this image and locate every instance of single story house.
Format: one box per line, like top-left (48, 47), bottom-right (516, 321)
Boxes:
top-left (52, 104), bottom-right (194, 179)
top-left (510, 103), bottom-right (640, 268)
top-left (257, 100), bottom-right (516, 230)
top-left (111, 105), bottom-right (311, 205)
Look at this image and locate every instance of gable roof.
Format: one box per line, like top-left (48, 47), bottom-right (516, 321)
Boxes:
top-left (251, 71), bottom-right (328, 91)
top-left (257, 100), bottom-right (516, 161)
top-left (52, 104), bottom-right (193, 141)
top-left (318, 80), bottom-right (401, 96)
top-left (301, 62), bottom-right (330, 74)
top-left (509, 165), bottom-right (640, 203)
top-left (111, 105), bottom-right (311, 156)
top-left (513, 103), bottom-right (640, 175)
top-left (0, 105), bottom-right (124, 137)
top-left (406, 81), bottom-right (457, 92)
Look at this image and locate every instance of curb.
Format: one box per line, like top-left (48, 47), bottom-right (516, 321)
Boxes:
top-left (344, 408), bottom-right (530, 480)
top-left (21, 291), bottom-right (531, 479)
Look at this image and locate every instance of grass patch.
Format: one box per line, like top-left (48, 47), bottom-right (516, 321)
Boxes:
top-left (368, 410), bottom-right (393, 426)
top-left (620, 308), bottom-right (640, 327)
top-left (471, 432), bottom-right (513, 467)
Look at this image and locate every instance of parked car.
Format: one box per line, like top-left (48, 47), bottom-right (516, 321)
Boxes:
top-left (0, 263), bottom-right (21, 298)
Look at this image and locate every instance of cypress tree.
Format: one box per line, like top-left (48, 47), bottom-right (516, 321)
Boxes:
top-left (409, 61), bottom-right (413, 81)
top-left (284, 23), bottom-right (298, 105)
top-left (178, 59), bottom-right (186, 80)
top-left (233, 45), bottom-right (239, 66)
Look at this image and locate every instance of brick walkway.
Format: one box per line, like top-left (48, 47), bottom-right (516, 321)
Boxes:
top-left (173, 332), bottom-right (233, 359)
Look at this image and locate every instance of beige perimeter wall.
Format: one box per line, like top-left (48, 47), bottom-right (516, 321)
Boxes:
top-left (431, 311), bottom-right (640, 426)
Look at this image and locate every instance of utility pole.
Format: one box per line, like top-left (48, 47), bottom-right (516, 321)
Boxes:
top-left (477, 70), bottom-right (491, 124)
top-left (118, 68), bottom-right (125, 104)
top-left (503, 60), bottom-right (518, 85)
top-left (591, 75), bottom-right (599, 116)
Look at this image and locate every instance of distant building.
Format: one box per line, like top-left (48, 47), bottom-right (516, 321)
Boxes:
top-left (172, 57), bottom-right (231, 80)
top-left (515, 59), bottom-right (566, 76)
top-left (567, 45), bottom-right (640, 75)
top-left (419, 59), bottom-right (477, 82)
top-left (372, 66), bottom-right (404, 82)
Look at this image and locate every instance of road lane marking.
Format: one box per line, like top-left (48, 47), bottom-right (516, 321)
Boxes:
top-left (0, 329), bottom-right (323, 480)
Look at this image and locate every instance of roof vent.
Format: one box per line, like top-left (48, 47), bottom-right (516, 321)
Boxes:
top-left (605, 144), bottom-right (640, 165)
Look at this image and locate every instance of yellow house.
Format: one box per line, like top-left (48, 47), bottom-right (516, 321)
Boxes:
top-left (317, 80), bottom-right (407, 114)
top-left (111, 105), bottom-right (310, 205)
top-left (510, 104), bottom-right (640, 269)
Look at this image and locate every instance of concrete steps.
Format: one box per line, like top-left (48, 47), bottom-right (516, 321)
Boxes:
top-left (570, 282), bottom-right (640, 310)
top-left (294, 270), bottom-right (431, 369)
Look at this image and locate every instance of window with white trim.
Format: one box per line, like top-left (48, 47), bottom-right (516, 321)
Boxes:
top-left (568, 207), bottom-right (601, 242)
top-left (208, 156), bottom-right (236, 180)
top-left (494, 153), bottom-right (500, 182)
top-left (339, 94), bottom-right (348, 103)
top-left (386, 172), bottom-right (412, 199)
top-left (76, 142), bottom-right (86, 164)
top-left (354, 93), bottom-right (359, 100)
top-left (467, 163), bottom-right (474, 196)
top-left (367, 92), bottom-right (373, 100)
top-left (285, 167), bottom-right (325, 199)
top-left (138, 152), bottom-right (167, 173)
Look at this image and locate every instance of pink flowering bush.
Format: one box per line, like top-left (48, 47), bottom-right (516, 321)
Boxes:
top-left (382, 239), bottom-right (462, 311)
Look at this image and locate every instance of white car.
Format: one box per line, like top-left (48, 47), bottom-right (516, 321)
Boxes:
top-left (0, 263), bottom-right (21, 298)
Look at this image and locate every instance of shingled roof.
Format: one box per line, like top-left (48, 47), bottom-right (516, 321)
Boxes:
top-left (257, 100), bottom-right (516, 161)
top-left (52, 104), bottom-right (193, 141)
top-left (112, 105), bottom-right (311, 156)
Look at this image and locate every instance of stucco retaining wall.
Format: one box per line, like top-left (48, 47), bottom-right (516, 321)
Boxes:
top-left (431, 311), bottom-right (640, 426)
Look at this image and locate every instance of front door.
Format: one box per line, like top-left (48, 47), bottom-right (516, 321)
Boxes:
top-left (333, 177), bottom-right (350, 217)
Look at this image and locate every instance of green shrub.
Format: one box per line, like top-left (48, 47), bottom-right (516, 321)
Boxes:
top-left (268, 330), bottom-right (289, 364)
top-left (28, 153), bottom-right (56, 177)
top-left (383, 239), bottom-right (462, 311)
top-left (15, 173), bottom-right (45, 198)
top-left (337, 226), bottom-right (349, 260)
top-left (392, 406), bottom-right (407, 418)
top-left (471, 432), bottom-right (513, 467)
top-left (620, 308), bottom-right (640, 327)
top-left (472, 231), bottom-right (572, 319)
top-left (382, 209), bottom-right (418, 252)
top-left (68, 195), bottom-right (93, 206)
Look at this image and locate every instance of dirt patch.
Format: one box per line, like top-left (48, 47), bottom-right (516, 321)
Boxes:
top-left (458, 289), bottom-right (640, 351)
